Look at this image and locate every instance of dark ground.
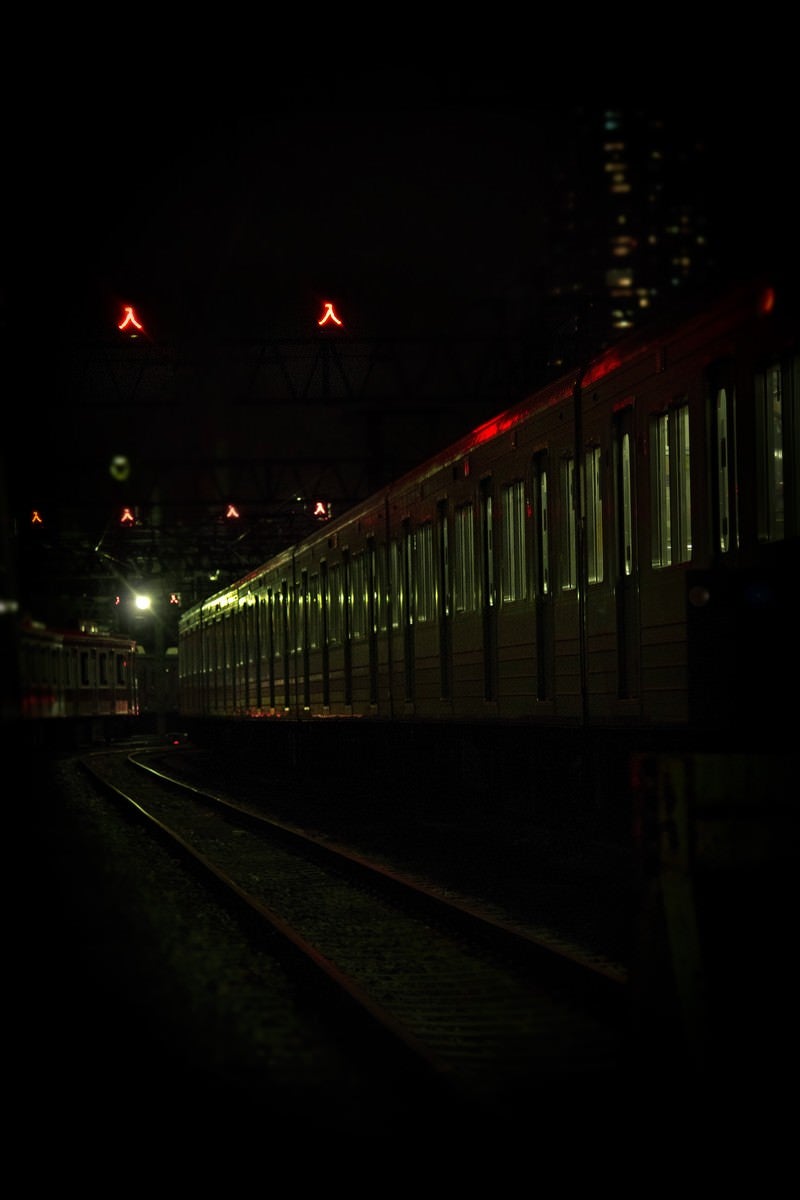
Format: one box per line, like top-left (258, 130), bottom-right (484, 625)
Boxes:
top-left (14, 732), bottom-right (797, 1160)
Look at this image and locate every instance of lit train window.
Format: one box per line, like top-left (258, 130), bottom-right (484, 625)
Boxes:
top-left (534, 455), bottom-right (550, 596)
top-left (274, 589), bottom-right (284, 659)
top-left (675, 406), bottom-right (692, 560)
top-left (402, 521), bottom-right (415, 702)
top-left (404, 525), bottom-right (416, 628)
top-left (375, 549), bottom-right (388, 632)
top-left (560, 457), bottom-right (577, 590)
top-left (651, 413), bottom-right (671, 565)
top-left (501, 480), bottom-right (527, 602)
top-left (437, 503), bottom-right (450, 621)
top-left (651, 402), bottom-right (692, 566)
top-left (481, 486), bottom-right (495, 610)
top-left (328, 563), bottom-right (343, 643)
top-left (415, 523), bottom-right (435, 623)
top-left (309, 573), bottom-right (321, 648)
top-left (280, 581), bottom-right (291, 662)
top-left (585, 447), bottom-right (604, 584)
top-left (266, 593), bottom-right (275, 705)
top-left (248, 598), bottom-right (258, 674)
top-left (756, 361), bottom-right (785, 542)
top-left (716, 386), bottom-right (731, 552)
top-left (389, 541), bottom-right (402, 629)
top-left (294, 579), bottom-right (304, 653)
top-left (280, 581), bottom-right (290, 706)
top-left (367, 538), bottom-right (379, 637)
top-left (454, 504), bottom-right (476, 612)
top-left (616, 431), bottom-right (633, 575)
top-left (351, 551), bottom-right (368, 639)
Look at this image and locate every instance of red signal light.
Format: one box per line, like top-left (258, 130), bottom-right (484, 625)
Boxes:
top-left (318, 301), bottom-right (343, 327)
top-left (118, 305), bottom-right (144, 334)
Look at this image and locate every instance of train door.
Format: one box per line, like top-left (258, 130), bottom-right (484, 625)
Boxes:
top-left (532, 451), bottom-right (554, 701)
top-left (613, 404), bottom-right (640, 699)
top-left (479, 477), bottom-right (497, 701)
top-left (437, 500), bottom-right (452, 701)
top-left (708, 361), bottom-right (739, 562)
top-left (754, 352), bottom-right (799, 543)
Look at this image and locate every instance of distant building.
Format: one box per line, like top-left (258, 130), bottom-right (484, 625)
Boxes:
top-left (538, 106), bottom-right (715, 370)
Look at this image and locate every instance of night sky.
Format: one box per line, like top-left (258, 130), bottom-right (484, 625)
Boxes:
top-left (6, 72), bottom-right (797, 574)
top-left (16, 80), bottom-right (798, 357)
top-left (34, 102), bottom-right (567, 344)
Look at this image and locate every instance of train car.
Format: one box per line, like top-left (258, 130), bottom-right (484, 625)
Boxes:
top-left (135, 644), bottom-right (180, 727)
top-left (10, 617), bottom-right (139, 747)
top-left (178, 275), bottom-right (798, 775)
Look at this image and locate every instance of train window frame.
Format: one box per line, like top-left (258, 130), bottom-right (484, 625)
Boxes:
top-left (376, 543), bottom-right (388, 633)
top-left (755, 360), bottom-right (785, 543)
top-left (715, 384), bottom-right (733, 553)
top-left (403, 522), bottom-right (416, 629)
top-left (293, 577), bottom-right (304, 654)
top-left (480, 479), bottom-right (495, 611)
top-left (263, 589), bottom-right (276, 710)
top-left (415, 521), bottom-right (435, 624)
top-left (351, 549), bottom-right (368, 640)
top-left (533, 452), bottom-right (550, 596)
top-left (65, 645), bottom-right (75, 689)
top-left (328, 561), bottom-right (343, 644)
top-left (272, 585), bottom-right (284, 661)
top-left (453, 502), bottom-right (476, 613)
top-left (560, 456), bottom-right (577, 591)
top-left (585, 445), bottom-right (604, 584)
top-left (500, 478), bottom-right (527, 603)
top-left (309, 571), bottom-right (321, 649)
top-left (650, 400), bottom-right (692, 567)
top-left (389, 539), bottom-right (403, 629)
top-left (613, 425), bottom-right (634, 577)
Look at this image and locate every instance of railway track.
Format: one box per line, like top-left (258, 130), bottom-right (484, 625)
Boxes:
top-left (77, 744), bottom-right (629, 1120)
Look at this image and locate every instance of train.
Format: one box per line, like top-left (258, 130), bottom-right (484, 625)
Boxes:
top-left (6, 616), bottom-right (139, 747)
top-left (177, 274), bottom-right (798, 800)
